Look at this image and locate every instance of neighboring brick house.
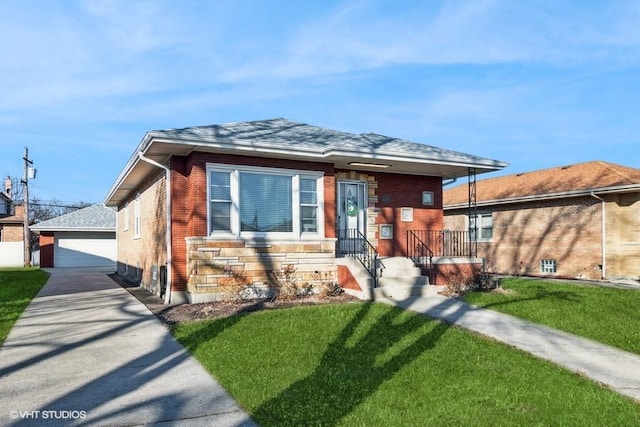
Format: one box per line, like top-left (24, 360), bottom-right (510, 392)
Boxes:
top-left (105, 118), bottom-right (507, 303)
top-left (0, 188), bottom-right (25, 267)
top-left (444, 161), bottom-right (640, 281)
top-left (0, 196), bottom-right (23, 242)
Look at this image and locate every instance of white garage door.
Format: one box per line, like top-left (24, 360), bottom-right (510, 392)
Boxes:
top-left (54, 231), bottom-right (116, 268)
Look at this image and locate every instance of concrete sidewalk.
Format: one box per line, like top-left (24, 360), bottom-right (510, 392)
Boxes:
top-left (0, 268), bottom-right (256, 427)
top-left (380, 294), bottom-right (640, 402)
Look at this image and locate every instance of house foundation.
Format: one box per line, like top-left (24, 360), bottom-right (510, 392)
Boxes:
top-left (185, 237), bottom-right (338, 303)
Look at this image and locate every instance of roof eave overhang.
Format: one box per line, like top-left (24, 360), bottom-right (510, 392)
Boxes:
top-left (29, 227), bottom-right (116, 233)
top-left (105, 135), bottom-right (508, 206)
top-left (444, 183), bottom-right (640, 210)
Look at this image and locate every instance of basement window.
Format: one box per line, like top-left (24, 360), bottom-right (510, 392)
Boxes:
top-left (540, 259), bottom-right (557, 274)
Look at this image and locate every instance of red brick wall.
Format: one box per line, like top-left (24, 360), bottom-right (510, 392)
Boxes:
top-left (171, 156), bottom-right (190, 292)
top-left (374, 173), bottom-right (442, 257)
top-left (170, 152), bottom-right (447, 292)
top-left (337, 265), bottom-right (362, 291)
top-left (39, 232), bottom-right (54, 268)
top-left (171, 152), bottom-right (338, 292)
top-left (324, 174), bottom-right (336, 239)
top-left (433, 262), bottom-right (482, 286)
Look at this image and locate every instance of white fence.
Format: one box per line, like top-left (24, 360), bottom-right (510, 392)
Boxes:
top-left (0, 242), bottom-right (24, 267)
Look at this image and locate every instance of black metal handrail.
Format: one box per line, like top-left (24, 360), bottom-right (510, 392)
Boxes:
top-left (337, 228), bottom-right (381, 286)
top-left (407, 230), bottom-right (434, 282)
top-left (408, 230), bottom-right (476, 258)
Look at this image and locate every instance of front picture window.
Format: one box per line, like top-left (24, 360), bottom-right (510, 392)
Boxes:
top-left (240, 173), bottom-right (292, 232)
top-left (208, 165), bottom-right (322, 237)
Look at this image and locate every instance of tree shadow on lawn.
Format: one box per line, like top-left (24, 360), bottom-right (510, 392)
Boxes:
top-left (474, 284), bottom-right (582, 311)
top-left (246, 300), bottom-right (466, 426)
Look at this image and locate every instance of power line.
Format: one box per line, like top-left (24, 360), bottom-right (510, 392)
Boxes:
top-left (30, 202), bottom-right (90, 209)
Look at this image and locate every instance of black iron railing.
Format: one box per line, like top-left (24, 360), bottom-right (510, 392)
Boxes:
top-left (407, 230), bottom-right (434, 282)
top-left (337, 228), bottom-right (381, 286)
top-left (408, 230), bottom-right (476, 258)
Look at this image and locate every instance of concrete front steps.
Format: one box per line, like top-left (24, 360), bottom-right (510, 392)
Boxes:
top-left (338, 256), bottom-right (444, 301)
top-left (374, 257), bottom-right (444, 300)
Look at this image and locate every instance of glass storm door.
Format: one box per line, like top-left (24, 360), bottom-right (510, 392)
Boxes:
top-left (338, 181), bottom-right (367, 254)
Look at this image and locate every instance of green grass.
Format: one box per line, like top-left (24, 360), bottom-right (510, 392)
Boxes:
top-left (173, 302), bottom-right (640, 426)
top-left (463, 277), bottom-right (640, 354)
top-left (0, 268), bottom-right (49, 345)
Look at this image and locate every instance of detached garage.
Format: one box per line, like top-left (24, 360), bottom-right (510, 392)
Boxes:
top-left (31, 204), bottom-right (116, 268)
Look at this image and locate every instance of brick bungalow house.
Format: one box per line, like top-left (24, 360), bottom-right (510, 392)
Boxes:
top-left (104, 118), bottom-right (507, 303)
top-left (444, 161), bottom-right (640, 281)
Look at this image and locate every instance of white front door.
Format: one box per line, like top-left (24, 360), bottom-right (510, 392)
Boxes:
top-left (337, 181), bottom-right (367, 253)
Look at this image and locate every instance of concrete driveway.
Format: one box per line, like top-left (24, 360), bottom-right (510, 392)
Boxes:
top-left (0, 268), bottom-right (256, 426)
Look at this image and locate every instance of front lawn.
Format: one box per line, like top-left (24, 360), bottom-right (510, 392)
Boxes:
top-left (463, 277), bottom-right (640, 354)
top-left (0, 268), bottom-right (49, 345)
top-left (173, 302), bottom-right (639, 426)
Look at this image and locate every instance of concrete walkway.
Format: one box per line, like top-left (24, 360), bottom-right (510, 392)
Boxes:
top-left (380, 294), bottom-right (640, 402)
top-left (0, 268), bottom-right (256, 427)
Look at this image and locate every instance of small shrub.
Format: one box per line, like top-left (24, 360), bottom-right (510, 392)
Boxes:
top-left (270, 264), bottom-right (312, 301)
top-left (317, 281), bottom-right (344, 297)
top-left (311, 271), bottom-right (343, 297)
top-left (444, 271), bottom-right (472, 296)
top-left (217, 269), bottom-right (250, 303)
top-left (473, 271), bottom-right (499, 291)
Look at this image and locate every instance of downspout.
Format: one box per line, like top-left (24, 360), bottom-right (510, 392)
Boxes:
top-left (137, 151), bottom-right (173, 304)
top-left (590, 192), bottom-right (606, 279)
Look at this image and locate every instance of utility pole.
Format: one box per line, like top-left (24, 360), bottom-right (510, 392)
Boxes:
top-left (22, 147), bottom-right (34, 267)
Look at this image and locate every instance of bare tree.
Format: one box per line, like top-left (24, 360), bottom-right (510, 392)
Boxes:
top-left (30, 197), bottom-right (92, 224)
top-left (6, 175), bottom-right (92, 223)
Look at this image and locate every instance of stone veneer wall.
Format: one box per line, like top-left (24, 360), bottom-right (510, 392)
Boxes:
top-left (186, 237), bottom-right (337, 299)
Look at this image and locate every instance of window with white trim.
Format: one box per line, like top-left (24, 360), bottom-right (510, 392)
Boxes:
top-left (541, 259), bottom-right (557, 273)
top-left (123, 202), bottom-right (129, 231)
top-left (133, 194), bottom-right (141, 238)
top-left (210, 171), bottom-right (232, 232)
top-left (208, 164), bottom-right (323, 238)
top-left (469, 212), bottom-right (493, 242)
top-left (300, 178), bottom-right (318, 233)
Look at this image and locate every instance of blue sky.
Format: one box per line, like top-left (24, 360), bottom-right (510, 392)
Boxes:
top-left (2, 0), bottom-right (639, 204)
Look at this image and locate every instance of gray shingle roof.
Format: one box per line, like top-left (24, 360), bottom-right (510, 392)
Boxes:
top-left (150, 118), bottom-right (498, 165)
top-left (105, 118), bottom-right (509, 206)
top-left (30, 204), bottom-right (116, 231)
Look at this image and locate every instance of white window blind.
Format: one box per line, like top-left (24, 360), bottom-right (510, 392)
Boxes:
top-left (240, 172), bottom-right (292, 232)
